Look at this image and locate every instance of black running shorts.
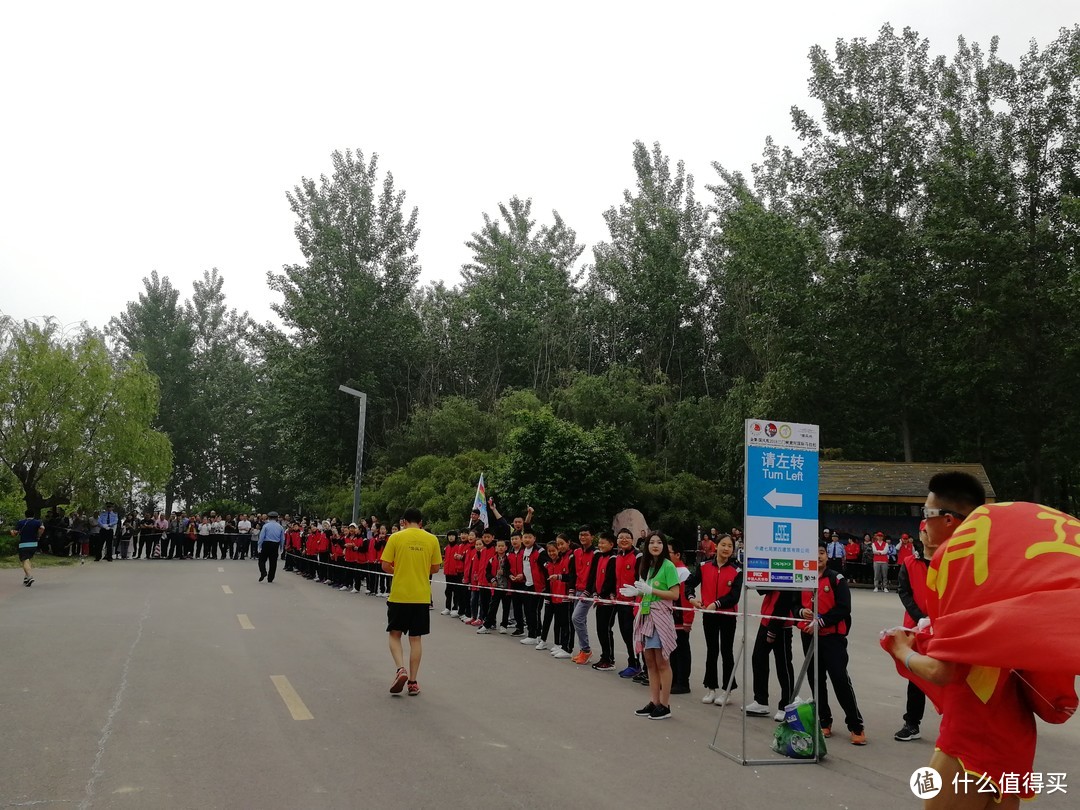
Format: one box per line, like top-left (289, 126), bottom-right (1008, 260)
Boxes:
top-left (386, 601), bottom-right (430, 637)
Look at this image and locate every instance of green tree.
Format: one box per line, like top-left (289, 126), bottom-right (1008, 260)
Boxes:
top-left (590, 141), bottom-right (708, 393)
top-left (0, 318), bottom-right (171, 515)
top-left (457, 196), bottom-right (585, 403)
top-left (108, 271), bottom-right (198, 512)
top-left (498, 409), bottom-right (634, 532)
top-left (264, 149), bottom-right (424, 498)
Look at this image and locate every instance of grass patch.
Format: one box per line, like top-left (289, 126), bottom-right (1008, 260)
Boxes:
top-left (0, 554), bottom-right (80, 569)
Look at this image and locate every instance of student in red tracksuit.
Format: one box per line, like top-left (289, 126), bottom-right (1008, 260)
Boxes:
top-left (329, 529), bottom-right (346, 588)
top-left (588, 532), bottom-right (618, 671)
top-left (464, 535), bottom-right (484, 625)
top-left (745, 587), bottom-right (798, 719)
top-left (872, 532), bottom-right (890, 592)
top-left (361, 528), bottom-right (378, 594)
top-left (612, 528), bottom-right (642, 678)
top-left (667, 541), bottom-right (695, 694)
top-left (355, 526), bottom-right (370, 591)
top-left (440, 529), bottom-right (463, 615)
top-left (474, 529), bottom-right (497, 624)
top-left (520, 528), bottom-right (547, 644)
top-left (893, 521), bottom-right (930, 742)
top-left (478, 539), bottom-right (510, 633)
top-left (687, 534), bottom-right (742, 704)
top-left (506, 534), bottom-right (527, 635)
top-left (373, 525), bottom-right (389, 595)
top-left (343, 524), bottom-right (361, 592)
top-left (542, 535), bottom-right (573, 657)
top-left (798, 543), bottom-right (866, 745)
top-left (567, 525), bottom-right (597, 664)
top-left (284, 522), bottom-right (302, 572)
top-left (307, 525), bottom-right (329, 582)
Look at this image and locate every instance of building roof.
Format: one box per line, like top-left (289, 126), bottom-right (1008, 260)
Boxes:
top-left (819, 461), bottom-right (996, 504)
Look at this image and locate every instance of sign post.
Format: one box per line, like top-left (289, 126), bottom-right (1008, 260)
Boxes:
top-left (743, 419), bottom-right (820, 588)
top-left (710, 418), bottom-right (821, 766)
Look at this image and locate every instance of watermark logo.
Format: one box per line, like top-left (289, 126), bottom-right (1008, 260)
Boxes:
top-left (911, 767), bottom-right (942, 799)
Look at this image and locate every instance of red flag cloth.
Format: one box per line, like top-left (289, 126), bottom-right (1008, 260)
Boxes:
top-left (922, 502), bottom-right (1080, 718)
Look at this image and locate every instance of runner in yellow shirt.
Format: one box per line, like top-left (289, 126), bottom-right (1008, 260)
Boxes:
top-left (381, 507), bottom-right (442, 696)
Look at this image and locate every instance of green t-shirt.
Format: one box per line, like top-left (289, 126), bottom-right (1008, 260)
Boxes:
top-left (640, 558), bottom-right (678, 615)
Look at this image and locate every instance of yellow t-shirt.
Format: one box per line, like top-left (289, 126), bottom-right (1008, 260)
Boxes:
top-left (382, 526), bottom-right (443, 604)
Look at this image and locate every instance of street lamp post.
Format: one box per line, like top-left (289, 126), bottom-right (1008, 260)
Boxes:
top-left (338, 385), bottom-right (368, 525)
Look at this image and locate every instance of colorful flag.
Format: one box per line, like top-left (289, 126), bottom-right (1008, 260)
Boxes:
top-left (472, 474), bottom-right (489, 528)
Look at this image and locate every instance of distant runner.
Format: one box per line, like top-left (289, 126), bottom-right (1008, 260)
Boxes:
top-left (11, 510), bottom-right (45, 587)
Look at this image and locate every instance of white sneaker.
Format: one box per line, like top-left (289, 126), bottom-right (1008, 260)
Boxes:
top-left (713, 694), bottom-right (730, 706)
top-left (338, 585), bottom-right (349, 591)
top-left (350, 587), bottom-right (358, 593)
top-left (702, 690), bottom-right (717, 704)
top-left (476, 627), bottom-right (492, 634)
top-left (520, 637), bottom-right (537, 645)
top-left (550, 647), bottom-right (560, 656)
top-left (873, 588), bottom-right (880, 593)
top-left (440, 608), bottom-right (450, 615)
top-left (314, 577), bottom-right (321, 583)
top-left (552, 649), bottom-right (572, 659)
top-left (535, 641), bottom-right (550, 651)
top-left (774, 710), bottom-right (787, 722)
top-left (883, 588), bottom-right (890, 593)
top-left (449, 611), bottom-right (459, 618)
top-left (498, 627), bottom-right (508, 635)
top-left (744, 701), bottom-right (770, 716)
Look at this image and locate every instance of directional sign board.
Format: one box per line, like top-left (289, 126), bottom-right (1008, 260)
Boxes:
top-left (743, 419), bottom-right (820, 589)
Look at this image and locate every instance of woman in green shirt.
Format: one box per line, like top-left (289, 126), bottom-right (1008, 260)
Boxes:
top-left (624, 533), bottom-right (682, 720)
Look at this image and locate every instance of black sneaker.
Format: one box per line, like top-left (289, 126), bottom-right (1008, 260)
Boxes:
top-left (634, 702), bottom-right (656, 717)
top-left (24, 576), bottom-right (34, 587)
top-left (894, 724), bottom-right (921, 741)
top-left (649, 704), bottom-right (672, 720)
top-left (632, 671), bottom-right (650, 686)
top-left (670, 684), bottom-right (691, 695)
top-left (510, 629), bottom-right (525, 637)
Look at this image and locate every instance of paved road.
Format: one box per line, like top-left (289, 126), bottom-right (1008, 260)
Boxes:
top-left (1, 559), bottom-right (1076, 809)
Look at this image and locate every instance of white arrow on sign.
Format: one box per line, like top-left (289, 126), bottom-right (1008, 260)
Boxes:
top-left (764, 489), bottom-right (803, 509)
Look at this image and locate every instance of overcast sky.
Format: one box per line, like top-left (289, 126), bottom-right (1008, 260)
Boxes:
top-left (1, 1), bottom-right (1071, 332)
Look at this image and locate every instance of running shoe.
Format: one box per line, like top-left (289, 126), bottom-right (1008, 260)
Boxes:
top-left (571, 650), bottom-right (591, 665)
top-left (407, 681), bottom-right (420, 696)
top-left (552, 649), bottom-right (572, 659)
top-left (893, 724), bottom-right (920, 741)
top-left (634, 702), bottom-right (656, 717)
top-left (648, 704), bottom-right (672, 720)
top-left (851, 730), bottom-right (868, 745)
top-left (618, 666), bottom-right (641, 679)
top-left (389, 667), bottom-right (408, 694)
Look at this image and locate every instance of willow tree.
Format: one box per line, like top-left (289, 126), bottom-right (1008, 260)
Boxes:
top-left (0, 318), bottom-right (171, 515)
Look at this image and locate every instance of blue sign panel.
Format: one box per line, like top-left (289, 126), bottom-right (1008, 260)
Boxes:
top-left (745, 446), bottom-right (819, 521)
